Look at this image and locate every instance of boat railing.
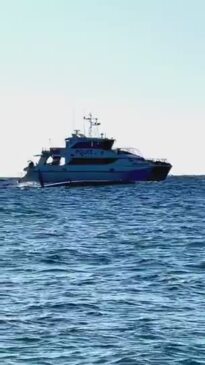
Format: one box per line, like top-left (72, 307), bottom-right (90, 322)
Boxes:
top-left (147, 158), bottom-right (169, 163)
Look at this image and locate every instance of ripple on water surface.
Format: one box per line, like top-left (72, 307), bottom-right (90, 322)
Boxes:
top-left (1, 177), bottom-right (205, 364)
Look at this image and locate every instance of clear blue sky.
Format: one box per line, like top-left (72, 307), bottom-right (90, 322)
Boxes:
top-left (0, 0), bottom-right (205, 176)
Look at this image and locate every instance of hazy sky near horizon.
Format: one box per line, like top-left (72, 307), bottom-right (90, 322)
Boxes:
top-left (0, 0), bottom-right (204, 176)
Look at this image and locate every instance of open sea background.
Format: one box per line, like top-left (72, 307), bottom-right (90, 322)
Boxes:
top-left (1, 176), bottom-right (205, 365)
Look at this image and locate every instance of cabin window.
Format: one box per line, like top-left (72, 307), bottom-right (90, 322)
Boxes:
top-left (71, 140), bottom-right (114, 150)
top-left (69, 158), bottom-right (117, 165)
top-left (46, 156), bottom-right (61, 165)
top-left (46, 156), bottom-right (53, 164)
top-left (60, 157), bottom-right (65, 166)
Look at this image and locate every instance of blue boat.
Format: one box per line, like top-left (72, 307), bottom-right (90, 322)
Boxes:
top-left (20, 114), bottom-right (172, 187)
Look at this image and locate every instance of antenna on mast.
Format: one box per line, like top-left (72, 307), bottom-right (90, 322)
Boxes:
top-left (83, 113), bottom-right (100, 137)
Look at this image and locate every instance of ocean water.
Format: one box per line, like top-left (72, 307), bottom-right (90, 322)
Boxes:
top-left (1, 176), bottom-right (205, 365)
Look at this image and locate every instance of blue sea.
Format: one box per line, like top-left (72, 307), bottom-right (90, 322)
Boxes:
top-left (1, 176), bottom-right (205, 365)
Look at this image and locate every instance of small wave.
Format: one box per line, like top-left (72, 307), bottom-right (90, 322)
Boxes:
top-left (17, 181), bottom-right (40, 189)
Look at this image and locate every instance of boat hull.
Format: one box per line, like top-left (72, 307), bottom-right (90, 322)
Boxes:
top-left (20, 159), bottom-right (172, 186)
top-left (20, 166), bottom-right (154, 186)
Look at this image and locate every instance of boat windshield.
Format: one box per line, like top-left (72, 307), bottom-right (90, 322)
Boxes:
top-left (118, 147), bottom-right (144, 158)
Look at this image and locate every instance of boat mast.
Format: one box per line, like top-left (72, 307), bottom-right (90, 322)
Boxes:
top-left (83, 113), bottom-right (100, 137)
